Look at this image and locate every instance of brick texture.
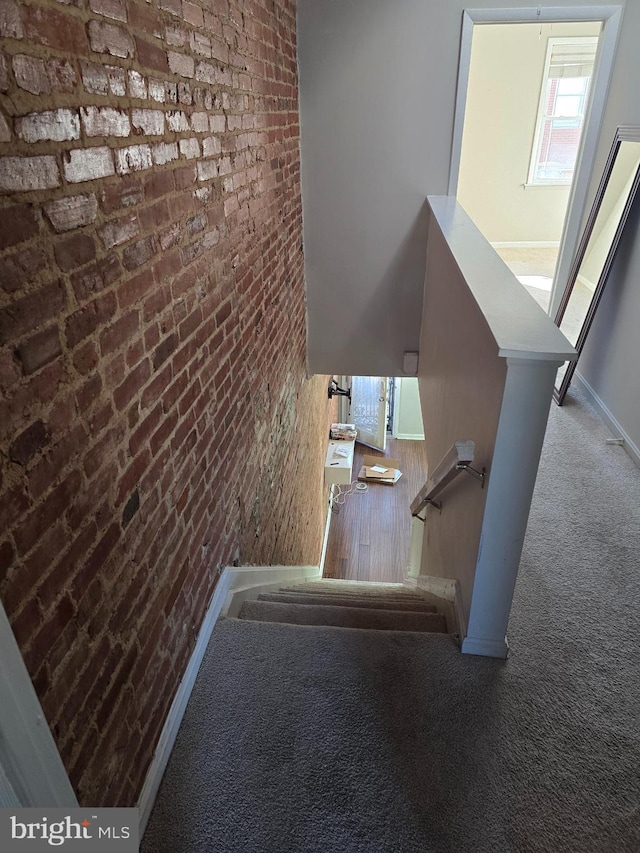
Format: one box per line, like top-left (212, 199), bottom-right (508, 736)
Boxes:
top-left (0, 0), bottom-right (332, 810)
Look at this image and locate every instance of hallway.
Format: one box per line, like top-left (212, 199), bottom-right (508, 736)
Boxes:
top-left (323, 439), bottom-right (427, 583)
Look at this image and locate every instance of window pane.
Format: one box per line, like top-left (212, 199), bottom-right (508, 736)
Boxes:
top-left (535, 117), bottom-right (582, 181)
top-left (554, 94), bottom-right (582, 117)
top-left (557, 77), bottom-right (588, 96)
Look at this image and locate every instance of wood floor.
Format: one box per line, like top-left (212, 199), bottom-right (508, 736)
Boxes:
top-left (323, 438), bottom-right (427, 583)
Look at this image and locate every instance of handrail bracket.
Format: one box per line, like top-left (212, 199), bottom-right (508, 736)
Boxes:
top-left (410, 440), bottom-right (484, 518)
top-left (456, 462), bottom-right (486, 487)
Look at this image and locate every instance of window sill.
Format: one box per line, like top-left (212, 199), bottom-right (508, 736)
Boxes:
top-left (523, 182), bottom-right (572, 190)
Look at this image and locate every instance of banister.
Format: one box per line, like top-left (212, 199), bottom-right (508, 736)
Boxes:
top-left (410, 440), bottom-right (484, 517)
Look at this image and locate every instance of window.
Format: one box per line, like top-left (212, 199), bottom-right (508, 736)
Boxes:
top-left (528, 37), bottom-right (598, 185)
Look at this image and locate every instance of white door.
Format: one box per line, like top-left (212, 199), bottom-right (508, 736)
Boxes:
top-left (350, 376), bottom-right (388, 451)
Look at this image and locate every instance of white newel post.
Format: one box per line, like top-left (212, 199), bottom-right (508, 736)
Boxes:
top-left (461, 358), bottom-right (564, 659)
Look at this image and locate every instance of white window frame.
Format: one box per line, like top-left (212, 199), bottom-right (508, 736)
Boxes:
top-left (527, 36), bottom-right (599, 187)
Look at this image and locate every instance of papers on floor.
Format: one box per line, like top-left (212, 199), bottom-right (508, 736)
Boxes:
top-left (357, 456), bottom-right (403, 486)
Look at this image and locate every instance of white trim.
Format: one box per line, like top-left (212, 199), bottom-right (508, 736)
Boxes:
top-left (320, 486), bottom-right (335, 573)
top-left (395, 433), bottom-right (425, 441)
top-left (137, 564), bottom-right (321, 837)
top-left (461, 635), bottom-right (510, 658)
top-left (0, 600), bottom-right (78, 809)
top-left (449, 6), bottom-right (623, 318)
top-left (415, 575), bottom-right (467, 640)
top-left (550, 6), bottom-right (624, 315)
top-left (572, 372), bottom-right (640, 468)
top-left (491, 241), bottom-right (560, 249)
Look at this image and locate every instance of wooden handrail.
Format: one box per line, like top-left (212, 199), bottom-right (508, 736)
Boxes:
top-left (410, 440), bottom-right (481, 517)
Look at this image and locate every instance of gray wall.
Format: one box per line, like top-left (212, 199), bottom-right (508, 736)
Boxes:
top-left (575, 1), bottom-right (640, 456)
top-left (298, 0), bottom-right (639, 451)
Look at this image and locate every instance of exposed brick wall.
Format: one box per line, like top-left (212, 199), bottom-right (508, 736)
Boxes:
top-left (0, 0), bottom-right (331, 807)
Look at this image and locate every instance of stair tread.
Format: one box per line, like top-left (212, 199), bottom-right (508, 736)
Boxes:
top-left (238, 600), bottom-right (447, 633)
top-left (280, 584), bottom-right (426, 599)
top-left (259, 592), bottom-right (437, 612)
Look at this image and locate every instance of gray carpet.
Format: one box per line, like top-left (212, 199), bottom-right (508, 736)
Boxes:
top-left (142, 387), bottom-right (640, 853)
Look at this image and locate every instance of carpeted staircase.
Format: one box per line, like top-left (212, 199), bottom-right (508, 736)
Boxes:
top-left (236, 579), bottom-right (448, 634)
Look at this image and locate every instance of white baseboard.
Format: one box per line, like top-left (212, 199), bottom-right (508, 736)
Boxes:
top-left (576, 272), bottom-right (597, 293)
top-left (461, 635), bottom-right (509, 659)
top-left (319, 486), bottom-right (335, 573)
top-left (573, 372), bottom-right (640, 468)
top-left (395, 432), bottom-right (425, 441)
top-left (490, 241), bottom-right (560, 249)
top-left (137, 564), bottom-right (321, 837)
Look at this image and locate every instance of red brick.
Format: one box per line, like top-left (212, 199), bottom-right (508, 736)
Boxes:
top-left (117, 268), bottom-right (155, 309)
top-left (128, 2), bottom-right (158, 34)
top-left (0, 0), bottom-right (23, 38)
top-left (182, 1), bottom-right (204, 27)
top-left (113, 358), bottom-right (150, 410)
top-left (100, 311), bottom-right (140, 356)
top-left (70, 255), bottom-right (121, 303)
top-left (0, 539), bottom-right (14, 580)
top-left (71, 522), bottom-right (121, 598)
top-left (159, 0), bottom-right (181, 16)
top-left (76, 373), bottom-right (102, 413)
top-left (115, 449), bottom-right (150, 505)
top-left (28, 424), bottom-right (88, 500)
top-left (144, 170), bottom-right (174, 201)
top-left (24, 6), bottom-right (87, 54)
top-left (129, 402), bottom-right (161, 456)
top-left (135, 36), bottom-right (168, 73)
top-left (9, 419), bottom-right (49, 466)
top-left (66, 292), bottom-right (117, 348)
top-left (100, 178), bottom-right (143, 214)
top-left (14, 470), bottom-right (82, 556)
top-left (72, 340), bottom-right (99, 375)
top-left (149, 409), bottom-right (178, 457)
top-left (0, 204), bottom-right (39, 250)
top-left (47, 59), bottom-right (77, 93)
top-left (99, 214), bottom-right (139, 249)
top-left (0, 280), bottom-right (66, 346)
top-left (55, 233), bottom-right (96, 272)
top-left (122, 235), bottom-right (157, 270)
top-left (17, 325), bottom-right (62, 375)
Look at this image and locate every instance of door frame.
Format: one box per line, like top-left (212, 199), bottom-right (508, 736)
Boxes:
top-left (0, 598), bottom-right (77, 807)
top-left (448, 5), bottom-right (623, 317)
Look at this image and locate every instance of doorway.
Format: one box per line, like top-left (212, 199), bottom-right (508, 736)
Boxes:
top-left (449, 6), bottom-right (622, 317)
top-left (324, 376), bottom-right (427, 582)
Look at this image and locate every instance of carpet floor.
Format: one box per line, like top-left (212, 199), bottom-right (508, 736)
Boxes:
top-left (142, 387), bottom-right (640, 853)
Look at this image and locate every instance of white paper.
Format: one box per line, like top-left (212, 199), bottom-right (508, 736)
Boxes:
top-left (370, 465), bottom-right (388, 473)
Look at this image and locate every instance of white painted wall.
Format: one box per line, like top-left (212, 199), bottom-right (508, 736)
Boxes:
top-left (457, 22), bottom-right (600, 244)
top-left (394, 378), bottom-right (424, 439)
top-left (298, 0), bottom-right (639, 462)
